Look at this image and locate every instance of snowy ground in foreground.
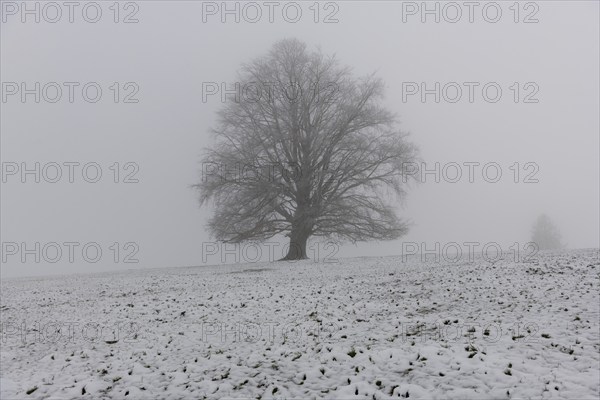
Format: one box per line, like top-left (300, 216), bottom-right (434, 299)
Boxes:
top-left (1, 249), bottom-right (599, 399)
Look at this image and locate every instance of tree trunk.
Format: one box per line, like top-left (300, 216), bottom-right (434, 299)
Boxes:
top-left (280, 227), bottom-right (310, 260)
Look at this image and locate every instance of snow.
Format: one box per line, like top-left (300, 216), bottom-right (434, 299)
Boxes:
top-left (1, 248), bottom-right (598, 399)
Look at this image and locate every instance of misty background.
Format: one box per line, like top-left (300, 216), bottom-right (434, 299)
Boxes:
top-left (1, 1), bottom-right (598, 277)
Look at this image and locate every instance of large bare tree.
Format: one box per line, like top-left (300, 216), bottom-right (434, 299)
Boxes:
top-left (196, 38), bottom-right (419, 260)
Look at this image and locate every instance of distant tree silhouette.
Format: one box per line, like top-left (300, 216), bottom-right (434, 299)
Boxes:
top-left (531, 214), bottom-right (564, 250)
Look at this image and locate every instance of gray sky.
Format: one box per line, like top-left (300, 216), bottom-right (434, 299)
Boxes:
top-left (1, 1), bottom-right (598, 277)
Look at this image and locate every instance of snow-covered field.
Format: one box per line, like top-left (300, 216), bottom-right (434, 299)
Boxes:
top-left (1, 248), bottom-right (599, 399)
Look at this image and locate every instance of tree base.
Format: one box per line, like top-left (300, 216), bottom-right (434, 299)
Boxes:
top-left (278, 255), bottom-right (309, 261)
